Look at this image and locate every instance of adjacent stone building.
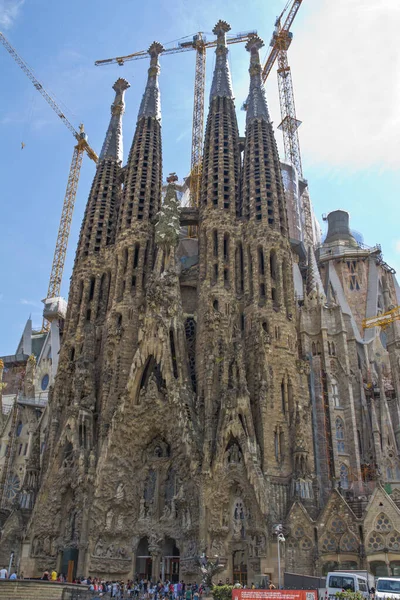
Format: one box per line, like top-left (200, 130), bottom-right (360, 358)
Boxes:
top-left (1, 20), bottom-right (400, 584)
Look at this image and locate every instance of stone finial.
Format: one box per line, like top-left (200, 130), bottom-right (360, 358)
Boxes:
top-left (99, 78), bottom-right (130, 162)
top-left (166, 172), bottom-right (178, 184)
top-left (148, 41), bottom-right (165, 62)
top-left (212, 20), bottom-right (231, 38)
top-left (137, 42), bottom-right (164, 122)
top-left (209, 20), bottom-right (234, 101)
top-left (244, 35), bottom-right (269, 123)
top-left (245, 35), bottom-right (264, 57)
top-left (113, 78), bottom-right (130, 94)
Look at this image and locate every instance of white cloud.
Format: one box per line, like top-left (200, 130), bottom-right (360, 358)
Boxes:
top-left (395, 240), bottom-right (400, 253)
top-left (0, 0), bottom-right (24, 29)
top-left (20, 298), bottom-right (41, 307)
top-left (282, 0), bottom-right (400, 170)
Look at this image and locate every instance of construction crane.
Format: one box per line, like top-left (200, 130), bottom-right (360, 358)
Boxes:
top-left (95, 30), bottom-right (256, 208)
top-left (363, 306), bottom-right (400, 330)
top-left (262, 0), bottom-right (304, 177)
top-left (0, 32), bottom-right (98, 329)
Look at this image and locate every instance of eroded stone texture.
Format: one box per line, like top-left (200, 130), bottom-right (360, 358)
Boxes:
top-left (3, 22), bottom-right (399, 584)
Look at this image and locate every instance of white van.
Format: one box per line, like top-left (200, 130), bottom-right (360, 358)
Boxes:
top-left (375, 577), bottom-right (400, 599)
top-left (325, 572), bottom-right (370, 599)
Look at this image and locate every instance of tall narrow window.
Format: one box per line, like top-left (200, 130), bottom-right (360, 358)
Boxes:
top-left (258, 247), bottom-right (265, 276)
top-left (270, 250), bottom-right (277, 280)
top-left (281, 379), bottom-right (286, 414)
top-left (248, 247), bottom-right (253, 299)
top-left (336, 417), bottom-right (345, 453)
top-left (223, 233), bottom-right (229, 261)
top-left (169, 330), bottom-right (178, 379)
top-left (213, 230), bottom-right (218, 257)
top-left (340, 464), bottom-right (349, 489)
top-left (133, 243), bottom-right (140, 268)
top-left (89, 277), bottom-right (95, 301)
top-left (235, 243), bottom-right (244, 294)
top-left (331, 379), bottom-right (340, 407)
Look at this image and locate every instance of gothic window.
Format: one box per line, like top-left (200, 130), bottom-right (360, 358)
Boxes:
top-left (233, 499), bottom-right (246, 539)
top-left (16, 422), bottom-right (23, 437)
top-left (336, 417), bottom-right (345, 453)
top-left (387, 531), bottom-right (400, 550)
top-left (330, 517), bottom-right (346, 534)
top-left (348, 260), bottom-right (360, 291)
top-left (312, 342), bottom-right (317, 356)
top-left (301, 537), bottom-right (312, 551)
top-left (321, 534), bottom-right (337, 553)
top-left (331, 378), bottom-right (340, 407)
top-left (375, 513), bottom-right (393, 533)
top-left (331, 342), bottom-right (336, 356)
top-left (165, 467), bottom-right (176, 506)
top-left (213, 230), bottom-right (218, 257)
top-left (144, 469), bottom-right (156, 504)
top-left (367, 532), bottom-right (385, 552)
top-left (317, 341), bottom-right (321, 355)
top-left (387, 465), bottom-right (394, 480)
top-left (340, 532), bottom-right (359, 552)
top-left (293, 525), bottom-right (305, 538)
top-left (184, 317), bottom-right (197, 393)
top-left (340, 463), bottom-right (349, 489)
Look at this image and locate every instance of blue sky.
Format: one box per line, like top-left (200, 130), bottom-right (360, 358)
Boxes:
top-left (0, 0), bottom-right (399, 354)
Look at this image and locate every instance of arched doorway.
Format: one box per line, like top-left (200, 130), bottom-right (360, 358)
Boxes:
top-left (161, 537), bottom-right (180, 582)
top-left (136, 537), bottom-right (152, 580)
top-left (233, 548), bottom-right (248, 586)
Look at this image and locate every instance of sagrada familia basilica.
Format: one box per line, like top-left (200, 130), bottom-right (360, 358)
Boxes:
top-left (1, 20), bottom-right (400, 584)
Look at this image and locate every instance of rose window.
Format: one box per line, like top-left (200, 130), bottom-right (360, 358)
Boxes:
top-left (6, 473), bottom-right (20, 499)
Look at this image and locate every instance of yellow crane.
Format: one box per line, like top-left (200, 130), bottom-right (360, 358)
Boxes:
top-left (363, 306), bottom-right (400, 330)
top-left (262, 0), bottom-right (304, 177)
top-left (0, 32), bottom-right (98, 329)
top-left (95, 30), bottom-right (256, 208)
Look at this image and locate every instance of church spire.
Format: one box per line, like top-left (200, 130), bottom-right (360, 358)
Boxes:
top-left (99, 78), bottom-right (130, 162)
top-left (200, 20), bottom-right (240, 212)
top-left (245, 35), bottom-right (270, 123)
top-left (76, 79), bottom-right (129, 259)
top-left (209, 20), bottom-right (234, 101)
top-left (137, 41), bottom-right (164, 121)
top-left (241, 35), bottom-right (287, 229)
top-left (117, 43), bottom-right (164, 232)
top-left (306, 246), bottom-right (326, 301)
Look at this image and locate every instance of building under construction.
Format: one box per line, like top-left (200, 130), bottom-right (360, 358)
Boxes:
top-left (1, 17), bottom-right (400, 584)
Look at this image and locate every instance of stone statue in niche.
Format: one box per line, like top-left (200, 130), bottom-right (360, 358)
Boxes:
top-left (226, 443), bottom-right (242, 465)
top-left (106, 509), bottom-right (114, 530)
top-left (94, 538), bottom-right (105, 557)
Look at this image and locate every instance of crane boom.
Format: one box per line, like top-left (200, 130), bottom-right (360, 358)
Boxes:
top-left (95, 30), bottom-right (256, 210)
top-left (261, 0), bottom-right (304, 177)
top-left (363, 306), bottom-right (400, 330)
top-left (1, 31), bottom-right (98, 328)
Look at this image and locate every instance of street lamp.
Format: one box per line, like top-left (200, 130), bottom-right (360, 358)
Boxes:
top-left (277, 533), bottom-right (285, 589)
